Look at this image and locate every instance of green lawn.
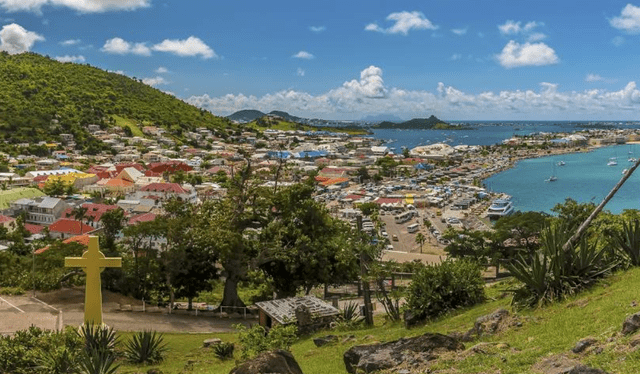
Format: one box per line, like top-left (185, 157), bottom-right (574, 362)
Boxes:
top-left (110, 115), bottom-right (146, 137)
top-left (116, 268), bottom-right (640, 373)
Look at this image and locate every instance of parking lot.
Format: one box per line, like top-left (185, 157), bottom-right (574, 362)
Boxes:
top-left (379, 211), bottom-right (446, 255)
top-left (0, 295), bottom-right (61, 335)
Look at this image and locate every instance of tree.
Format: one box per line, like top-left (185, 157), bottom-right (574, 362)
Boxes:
top-left (100, 208), bottom-right (126, 251)
top-left (120, 221), bottom-right (164, 300)
top-left (43, 179), bottom-right (67, 196)
top-left (415, 232), bottom-right (426, 253)
top-left (358, 202), bottom-right (379, 216)
top-left (356, 166), bottom-right (370, 183)
top-left (494, 211), bottom-right (548, 255)
top-left (72, 206), bottom-right (88, 235)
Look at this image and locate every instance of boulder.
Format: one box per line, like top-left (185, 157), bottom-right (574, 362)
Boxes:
top-left (534, 355), bottom-right (608, 374)
top-left (572, 337), bottom-right (597, 354)
top-left (343, 333), bottom-right (463, 374)
top-left (461, 308), bottom-right (515, 341)
top-left (203, 338), bottom-right (222, 348)
top-left (230, 350), bottom-right (303, 374)
top-left (622, 312), bottom-right (640, 335)
top-left (313, 335), bottom-right (338, 347)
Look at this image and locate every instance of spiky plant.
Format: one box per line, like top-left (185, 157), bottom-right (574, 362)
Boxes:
top-left (123, 330), bottom-right (167, 364)
top-left (212, 342), bottom-right (234, 360)
top-left (77, 350), bottom-right (119, 374)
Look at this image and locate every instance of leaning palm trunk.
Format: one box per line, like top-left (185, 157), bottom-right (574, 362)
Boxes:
top-left (563, 156), bottom-right (640, 251)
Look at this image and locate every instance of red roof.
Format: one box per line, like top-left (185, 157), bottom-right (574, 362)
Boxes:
top-left (128, 213), bottom-right (157, 225)
top-left (140, 182), bottom-right (188, 194)
top-left (49, 219), bottom-right (94, 236)
top-left (144, 170), bottom-right (163, 177)
top-left (115, 162), bottom-right (146, 173)
top-left (374, 198), bottom-right (402, 205)
top-left (25, 224), bottom-right (45, 235)
top-left (0, 215), bottom-right (15, 224)
top-left (63, 203), bottom-right (120, 223)
top-left (147, 161), bottom-right (192, 174)
top-left (35, 234), bottom-right (90, 255)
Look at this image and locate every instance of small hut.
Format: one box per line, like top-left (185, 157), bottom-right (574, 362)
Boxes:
top-left (255, 296), bottom-right (340, 334)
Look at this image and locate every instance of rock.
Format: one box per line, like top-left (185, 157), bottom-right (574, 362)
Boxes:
top-left (461, 308), bottom-right (514, 342)
top-left (313, 335), bottom-right (338, 347)
top-left (534, 355), bottom-right (608, 374)
top-left (622, 312), bottom-right (640, 335)
top-left (572, 337), bottom-right (597, 354)
top-left (343, 333), bottom-right (463, 374)
top-left (230, 350), bottom-right (303, 374)
top-left (203, 338), bottom-right (222, 348)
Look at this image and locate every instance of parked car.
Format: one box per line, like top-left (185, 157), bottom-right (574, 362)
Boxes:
top-left (392, 235), bottom-right (398, 241)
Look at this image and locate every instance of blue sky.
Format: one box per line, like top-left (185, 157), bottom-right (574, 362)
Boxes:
top-left (2, 0), bottom-right (640, 120)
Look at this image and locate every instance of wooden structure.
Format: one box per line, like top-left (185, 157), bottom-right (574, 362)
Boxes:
top-left (255, 296), bottom-right (340, 334)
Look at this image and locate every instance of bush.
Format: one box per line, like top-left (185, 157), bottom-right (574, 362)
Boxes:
top-left (123, 330), bottom-right (167, 364)
top-left (506, 223), bottom-right (617, 307)
top-left (79, 324), bottom-right (118, 356)
top-left (213, 342), bottom-right (234, 360)
top-left (0, 286), bottom-right (24, 295)
top-left (404, 259), bottom-right (485, 322)
top-left (235, 324), bottom-right (298, 360)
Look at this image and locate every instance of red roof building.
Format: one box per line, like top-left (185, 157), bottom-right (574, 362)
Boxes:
top-left (48, 218), bottom-right (95, 239)
top-left (35, 234), bottom-right (90, 255)
top-left (62, 203), bottom-right (121, 225)
top-left (147, 161), bottom-right (192, 174)
top-left (140, 183), bottom-right (189, 194)
top-left (24, 223), bottom-right (45, 235)
top-left (128, 212), bottom-right (157, 225)
top-left (115, 162), bottom-right (146, 173)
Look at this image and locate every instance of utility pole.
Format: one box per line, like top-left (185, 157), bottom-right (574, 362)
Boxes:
top-left (357, 215), bottom-right (374, 327)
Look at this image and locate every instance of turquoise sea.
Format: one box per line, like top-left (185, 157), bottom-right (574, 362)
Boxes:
top-left (370, 122), bottom-right (640, 214)
top-left (484, 145), bottom-right (640, 214)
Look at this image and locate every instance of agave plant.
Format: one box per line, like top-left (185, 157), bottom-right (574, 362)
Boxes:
top-left (507, 222), bottom-right (618, 307)
top-left (78, 324), bottom-right (118, 356)
top-left (614, 219), bottom-right (640, 266)
top-left (123, 330), bottom-right (167, 364)
top-left (212, 342), bottom-right (234, 360)
top-left (340, 301), bottom-right (362, 322)
top-left (77, 349), bottom-right (119, 374)
top-left (37, 346), bottom-right (79, 374)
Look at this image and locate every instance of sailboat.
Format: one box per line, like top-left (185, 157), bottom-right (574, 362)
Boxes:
top-left (546, 163), bottom-right (558, 182)
top-left (557, 160), bottom-right (566, 166)
top-left (608, 152), bottom-right (618, 166)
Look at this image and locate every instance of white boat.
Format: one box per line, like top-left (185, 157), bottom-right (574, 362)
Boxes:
top-left (629, 158), bottom-right (637, 163)
top-left (557, 161), bottom-right (566, 166)
top-left (546, 176), bottom-right (558, 182)
top-left (623, 169), bottom-right (629, 175)
top-left (486, 199), bottom-right (515, 219)
top-left (608, 158), bottom-right (618, 166)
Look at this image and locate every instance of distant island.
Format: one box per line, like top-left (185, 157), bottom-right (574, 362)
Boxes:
top-left (372, 115), bottom-right (472, 130)
top-left (228, 110), bottom-right (371, 135)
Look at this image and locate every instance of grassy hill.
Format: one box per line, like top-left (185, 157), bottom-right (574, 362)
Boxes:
top-left (373, 115), bottom-right (464, 130)
top-left (120, 268), bottom-right (640, 373)
top-left (245, 115), bottom-right (370, 135)
top-left (0, 52), bottom-right (234, 152)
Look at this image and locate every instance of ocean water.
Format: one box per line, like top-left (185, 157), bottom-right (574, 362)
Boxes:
top-left (484, 145), bottom-right (640, 214)
top-left (370, 122), bottom-right (640, 214)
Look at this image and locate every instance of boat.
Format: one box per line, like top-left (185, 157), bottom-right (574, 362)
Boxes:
top-left (557, 161), bottom-right (566, 166)
top-left (608, 157), bottom-right (618, 166)
top-left (623, 169), bottom-right (629, 175)
top-left (486, 198), bottom-right (515, 219)
top-left (546, 162), bottom-right (558, 182)
top-left (629, 158), bottom-right (637, 163)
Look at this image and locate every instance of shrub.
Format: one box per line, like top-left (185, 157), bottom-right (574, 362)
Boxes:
top-left (506, 223), bottom-right (618, 307)
top-left (235, 324), bottom-right (298, 360)
top-left (404, 259), bottom-right (485, 322)
top-left (77, 349), bottom-right (120, 374)
top-left (340, 301), bottom-right (361, 323)
top-left (79, 324), bottom-right (118, 356)
top-left (123, 330), bottom-right (167, 364)
top-left (0, 286), bottom-right (24, 295)
top-left (614, 219), bottom-right (640, 266)
top-left (213, 342), bottom-right (234, 360)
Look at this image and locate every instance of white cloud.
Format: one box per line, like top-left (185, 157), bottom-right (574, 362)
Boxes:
top-left (0, 0), bottom-right (150, 14)
top-left (296, 68), bottom-right (305, 77)
top-left (155, 66), bottom-right (168, 73)
top-left (527, 32), bottom-right (547, 42)
top-left (101, 37), bottom-right (150, 56)
top-left (586, 74), bottom-right (604, 82)
top-left (152, 36), bottom-right (215, 59)
top-left (612, 36), bottom-right (625, 46)
top-left (365, 11), bottom-right (438, 35)
top-left (610, 4), bottom-right (640, 34)
top-left (60, 38), bottom-right (80, 46)
top-left (450, 54), bottom-right (462, 61)
top-left (498, 20), bottom-right (543, 35)
top-left (292, 50), bottom-right (314, 59)
top-left (451, 27), bottom-right (467, 35)
top-left (55, 54), bottom-right (85, 63)
top-left (309, 26), bottom-right (325, 33)
top-left (497, 40), bottom-right (559, 68)
top-left (0, 23), bottom-right (44, 54)
top-left (186, 65), bottom-right (640, 120)
top-left (142, 76), bottom-right (168, 86)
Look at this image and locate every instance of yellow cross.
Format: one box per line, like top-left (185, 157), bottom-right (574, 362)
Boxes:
top-left (65, 236), bottom-right (121, 325)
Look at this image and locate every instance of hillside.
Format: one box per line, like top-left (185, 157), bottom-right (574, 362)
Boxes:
top-left (227, 109), bottom-right (265, 123)
top-left (0, 52), bottom-right (233, 152)
top-left (245, 115), bottom-right (370, 135)
top-left (374, 115), bottom-right (460, 130)
top-left (119, 267), bottom-right (640, 373)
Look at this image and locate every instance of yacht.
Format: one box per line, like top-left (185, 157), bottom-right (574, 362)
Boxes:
top-left (546, 176), bottom-right (558, 182)
top-left (608, 157), bottom-right (618, 166)
top-left (486, 199), bottom-right (515, 219)
top-left (557, 161), bottom-right (566, 166)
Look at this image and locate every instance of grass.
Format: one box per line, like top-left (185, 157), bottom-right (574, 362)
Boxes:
top-left (116, 268), bottom-right (640, 373)
top-left (110, 115), bottom-right (146, 137)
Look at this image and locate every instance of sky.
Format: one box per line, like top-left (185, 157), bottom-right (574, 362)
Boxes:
top-left (2, 0), bottom-right (640, 121)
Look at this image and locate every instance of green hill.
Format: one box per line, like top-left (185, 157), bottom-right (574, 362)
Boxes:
top-left (118, 268), bottom-right (640, 373)
top-left (0, 52), bottom-right (234, 153)
top-left (374, 115), bottom-right (461, 130)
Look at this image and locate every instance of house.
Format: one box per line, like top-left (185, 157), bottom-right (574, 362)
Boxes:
top-left (254, 296), bottom-right (339, 334)
top-left (48, 218), bottom-right (95, 239)
top-left (130, 183), bottom-right (198, 204)
top-left (10, 197), bottom-right (69, 225)
top-left (61, 203), bottom-right (121, 229)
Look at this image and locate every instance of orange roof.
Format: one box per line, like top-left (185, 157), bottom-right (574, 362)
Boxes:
top-left (320, 177), bottom-right (349, 186)
top-left (105, 178), bottom-right (134, 187)
top-left (49, 218), bottom-right (94, 236)
top-left (35, 234), bottom-right (90, 255)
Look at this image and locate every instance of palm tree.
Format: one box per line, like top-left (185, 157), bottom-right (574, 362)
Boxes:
top-left (415, 232), bottom-right (426, 254)
top-left (72, 206), bottom-right (88, 235)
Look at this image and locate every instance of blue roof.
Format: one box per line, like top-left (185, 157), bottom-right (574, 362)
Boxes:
top-left (294, 150), bottom-right (328, 159)
top-left (266, 151), bottom-right (291, 159)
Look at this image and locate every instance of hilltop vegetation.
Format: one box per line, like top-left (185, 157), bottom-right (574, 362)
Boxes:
top-left (373, 115), bottom-right (467, 130)
top-left (0, 52), bottom-right (234, 152)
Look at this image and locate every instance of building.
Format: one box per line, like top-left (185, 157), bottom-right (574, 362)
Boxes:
top-left (48, 218), bottom-right (95, 239)
top-left (254, 296), bottom-right (339, 334)
top-left (10, 197), bottom-right (69, 225)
